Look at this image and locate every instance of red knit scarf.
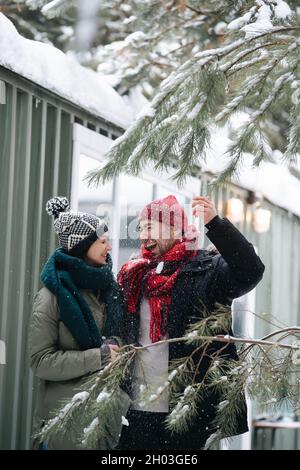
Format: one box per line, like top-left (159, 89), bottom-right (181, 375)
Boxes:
top-left (118, 238), bottom-right (197, 343)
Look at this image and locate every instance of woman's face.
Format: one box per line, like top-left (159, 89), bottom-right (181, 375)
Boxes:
top-left (84, 235), bottom-right (112, 266)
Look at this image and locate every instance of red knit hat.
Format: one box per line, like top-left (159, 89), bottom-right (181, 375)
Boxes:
top-left (139, 195), bottom-right (188, 233)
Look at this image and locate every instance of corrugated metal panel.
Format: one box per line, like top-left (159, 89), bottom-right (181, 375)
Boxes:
top-left (0, 66), bottom-right (122, 449)
top-left (0, 85), bottom-right (66, 450)
top-left (204, 179), bottom-right (300, 340)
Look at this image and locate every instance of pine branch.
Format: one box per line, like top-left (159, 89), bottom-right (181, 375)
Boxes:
top-left (135, 332), bottom-right (300, 353)
top-left (86, 15), bottom-right (300, 186)
top-left (38, 302), bottom-right (300, 449)
top-left (41, 0), bottom-right (76, 19)
top-left (240, 327), bottom-right (300, 356)
top-left (36, 345), bottom-right (137, 448)
top-left (283, 100), bottom-right (300, 162)
top-left (0, 4), bottom-right (23, 13)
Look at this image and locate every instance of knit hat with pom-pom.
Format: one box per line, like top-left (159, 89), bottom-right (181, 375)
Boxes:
top-left (46, 196), bottom-right (108, 256)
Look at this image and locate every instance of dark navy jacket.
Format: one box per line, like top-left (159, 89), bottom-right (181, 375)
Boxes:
top-left (124, 216), bottom-right (265, 440)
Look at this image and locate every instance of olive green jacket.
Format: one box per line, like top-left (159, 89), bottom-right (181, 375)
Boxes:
top-left (29, 287), bottom-right (130, 450)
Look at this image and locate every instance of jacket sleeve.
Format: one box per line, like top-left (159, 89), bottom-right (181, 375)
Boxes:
top-left (205, 216), bottom-right (265, 304)
top-left (29, 291), bottom-right (104, 382)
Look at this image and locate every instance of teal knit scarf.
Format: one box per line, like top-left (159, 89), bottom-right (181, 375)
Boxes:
top-left (41, 249), bottom-right (123, 350)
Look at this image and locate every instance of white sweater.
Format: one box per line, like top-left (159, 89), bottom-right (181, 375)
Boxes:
top-left (131, 298), bottom-right (169, 412)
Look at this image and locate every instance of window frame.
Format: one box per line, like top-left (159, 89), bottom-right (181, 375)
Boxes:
top-left (71, 123), bottom-right (202, 270)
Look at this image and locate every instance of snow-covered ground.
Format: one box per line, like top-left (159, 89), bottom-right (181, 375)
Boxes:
top-left (0, 13), bottom-right (133, 129)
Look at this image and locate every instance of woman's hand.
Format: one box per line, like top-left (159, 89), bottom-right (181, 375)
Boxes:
top-left (108, 344), bottom-right (120, 362)
top-left (192, 197), bottom-right (218, 225)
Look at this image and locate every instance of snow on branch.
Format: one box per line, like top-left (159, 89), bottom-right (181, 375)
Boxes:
top-left (41, 0), bottom-right (75, 19)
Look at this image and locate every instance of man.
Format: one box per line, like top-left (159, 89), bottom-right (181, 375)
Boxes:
top-left (117, 195), bottom-right (265, 450)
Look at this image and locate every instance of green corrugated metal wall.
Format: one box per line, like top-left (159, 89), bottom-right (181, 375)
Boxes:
top-left (204, 175), bottom-right (300, 340)
top-left (0, 66), bottom-right (122, 450)
top-left (250, 206), bottom-right (300, 450)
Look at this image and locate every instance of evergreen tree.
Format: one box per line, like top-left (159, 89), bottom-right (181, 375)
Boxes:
top-left (83, 0), bottom-right (300, 186)
top-left (0, 0), bottom-right (76, 48)
top-left (7, 1), bottom-right (299, 214)
top-left (0, 1), bottom-right (143, 62)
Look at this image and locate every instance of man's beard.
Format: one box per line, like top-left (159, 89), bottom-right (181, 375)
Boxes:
top-left (143, 239), bottom-right (174, 256)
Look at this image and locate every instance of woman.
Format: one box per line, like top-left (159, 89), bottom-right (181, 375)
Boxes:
top-left (29, 197), bottom-right (127, 450)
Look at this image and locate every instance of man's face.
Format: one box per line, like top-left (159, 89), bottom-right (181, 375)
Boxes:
top-left (138, 219), bottom-right (180, 256)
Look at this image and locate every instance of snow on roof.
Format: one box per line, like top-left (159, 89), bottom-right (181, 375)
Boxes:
top-left (203, 122), bottom-right (300, 218)
top-left (0, 13), bottom-right (133, 129)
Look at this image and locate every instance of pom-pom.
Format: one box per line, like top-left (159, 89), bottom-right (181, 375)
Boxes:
top-left (46, 196), bottom-right (70, 218)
